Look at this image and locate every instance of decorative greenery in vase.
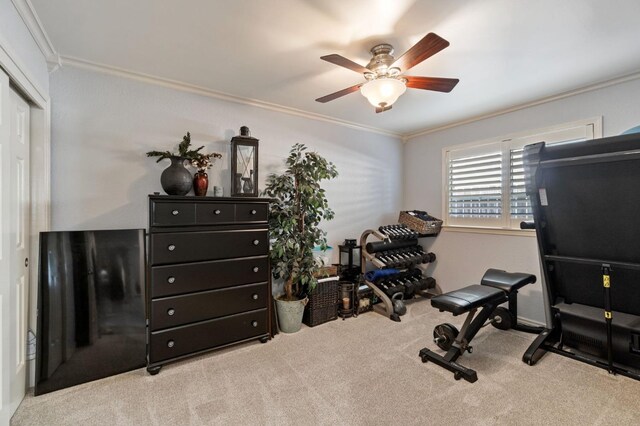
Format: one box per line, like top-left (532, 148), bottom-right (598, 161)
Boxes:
top-left (191, 152), bottom-right (223, 172)
top-left (263, 143), bottom-right (338, 301)
top-left (146, 131), bottom-right (204, 162)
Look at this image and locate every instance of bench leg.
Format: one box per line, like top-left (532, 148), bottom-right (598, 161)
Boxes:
top-left (508, 290), bottom-right (545, 334)
top-left (420, 301), bottom-right (503, 382)
top-left (419, 348), bottom-right (478, 383)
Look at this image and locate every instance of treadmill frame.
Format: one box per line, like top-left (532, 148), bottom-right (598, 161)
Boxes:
top-left (522, 133), bottom-right (640, 380)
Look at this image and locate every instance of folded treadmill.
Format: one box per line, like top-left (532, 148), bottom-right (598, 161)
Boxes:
top-left (523, 132), bottom-right (640, 380)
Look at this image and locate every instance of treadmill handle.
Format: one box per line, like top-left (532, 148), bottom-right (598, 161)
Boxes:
top-left (520, 221), bottom-right (536, 230)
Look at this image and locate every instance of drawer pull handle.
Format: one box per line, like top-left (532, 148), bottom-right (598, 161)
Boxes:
top-left (251, 209), bottom-right (257, 215)
top-left (167, 340), bottom-right (175, 348)
top-left (171, 210), bottom-right (179, 216)
top-left (252, 294), bottom-right (259, 300)
top-left (167, 308), bottom-right (175, 316)
top-left (168, 244), bottom-right (176, 251)
top-left (253, 266), bottom-right (259, 273)
top-left (252, 321), bottom-right (258, 327)
top-left (214, 209), bottom-right (221, 215)
top-left (253, 240), bottom-right (260, 246)
top-left (167, 276), bottom-right (176, 284)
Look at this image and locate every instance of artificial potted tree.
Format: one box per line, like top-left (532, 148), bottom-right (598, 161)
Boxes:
top-left (264, 143), bottom-right (338, 333)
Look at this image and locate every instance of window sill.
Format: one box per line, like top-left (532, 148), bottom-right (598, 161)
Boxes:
top-left (442, 225), bottom-right (537, 237)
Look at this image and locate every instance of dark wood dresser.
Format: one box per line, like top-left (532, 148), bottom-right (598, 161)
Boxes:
top-left (146, 195), bottom-right (271, 374)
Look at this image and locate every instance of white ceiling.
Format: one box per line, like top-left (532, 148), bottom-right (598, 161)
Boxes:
top-left (30, 0), bottom-right (640, 136)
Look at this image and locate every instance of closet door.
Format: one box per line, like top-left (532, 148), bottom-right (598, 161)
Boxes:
top-left (0, 68), bottom-right (31, 423)
top-left (0, 66), bottom-right (11, 426)
top-left (8, 85), bottom-right (30, 418)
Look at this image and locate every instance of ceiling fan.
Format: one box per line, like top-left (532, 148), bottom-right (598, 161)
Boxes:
top-left (316, 32), bottom-right (459, 113)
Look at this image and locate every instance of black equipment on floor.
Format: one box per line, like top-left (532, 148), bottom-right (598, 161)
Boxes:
top-left (360, 223), bottom-right (438, 322)
top-left (419, 269), bottom-right (537, 383)
top-left (338, 239), bottom-right (361, 281)
top-left (521, 133), bottom-right (640, 380)
top-left (36, 229), bottom-right (146, 395)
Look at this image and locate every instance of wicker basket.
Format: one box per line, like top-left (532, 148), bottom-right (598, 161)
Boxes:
top-left (314, 265), bottom-right (338, 278)
top-left (303, 277), bottom-right (338, 327)
top-left (398, 210), bottom-right (443, 235)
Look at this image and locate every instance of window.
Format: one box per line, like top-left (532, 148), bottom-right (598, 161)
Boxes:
top-left (444, 118), bottom-right (601, 230)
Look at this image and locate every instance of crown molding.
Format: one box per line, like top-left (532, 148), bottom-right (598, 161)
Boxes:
top-left (0, 29), bottom-right (48, 105)
top-left (10, 0), bottom-right (59, 70)
top-left (59, 55), bottom-right (403, 139)
top-left (16, 0), bottom-right (636, 144)
top-left (47, 53), bottom-right (61, 72)
top-left (405, 70), bottom-right (640, 141)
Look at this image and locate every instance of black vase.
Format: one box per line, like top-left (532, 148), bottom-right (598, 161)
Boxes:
top-left (160, 157), bottom-right (192, 195)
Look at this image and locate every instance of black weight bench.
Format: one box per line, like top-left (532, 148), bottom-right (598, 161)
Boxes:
top-left (419, 269), bottom-right (537, 383)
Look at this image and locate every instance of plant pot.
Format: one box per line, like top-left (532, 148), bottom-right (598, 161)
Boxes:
top-left (275, 297), bottom-right (308, 333)
top-left (160, 156), bottom-right (192, 196)
top-left (193, 171), bottom-right (209, 196)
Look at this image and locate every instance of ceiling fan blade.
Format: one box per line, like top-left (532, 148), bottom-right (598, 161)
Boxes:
top-left (405, 76), bottom-right (459, 92)
top-left (321, 54), bottom-right (370, 74)
top-left (375, 105), bottom-right (393, 114)
top-left (315, 83), bottom-right (363, 103)
top-left (391, 33), bottom-right (450, 73)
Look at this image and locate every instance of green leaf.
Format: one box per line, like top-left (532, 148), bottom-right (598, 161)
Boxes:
top-left (265, 143), bottom-right (338, 296)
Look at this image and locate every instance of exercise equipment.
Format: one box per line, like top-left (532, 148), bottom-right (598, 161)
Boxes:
top-left (366, 238), bottom-right (418, 255)
top-left (392, 293), bottom-right (407, 316)
top-left (433, 323), bottom-right (458, 351)
top-left (366, 269), bottom-right (431, 300)
top-left (379, 224), bottom-right (420, 240)
top-left (360, 226), bottom-right (438, 321)
top-left (419, 269), bottom-right (537, 383)
top-left (521, 133), bottom-right (640, 380)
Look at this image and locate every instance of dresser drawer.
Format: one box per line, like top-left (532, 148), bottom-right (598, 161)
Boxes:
top-left (150, 283), bottom-right (268, 331)
top-left (150, 229), bottom-right (268, 265)
top-left (149, 309), bottom-right (268, 363)
top-left (235, 203), bottom-right (268, 222)
top-left (150, 256), bottom-right (268, 298)
top-left (195, 202), bottom-right (235, 224)
top-left (151, 201), bottom-right (196, 226)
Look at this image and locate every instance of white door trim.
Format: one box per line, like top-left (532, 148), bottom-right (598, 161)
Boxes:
top-left (0, 30), bottom-right (51, 392)
top-left (0, 64), bottom-right (12, 426)
top-left (8, 85), bottom-right (30, 418)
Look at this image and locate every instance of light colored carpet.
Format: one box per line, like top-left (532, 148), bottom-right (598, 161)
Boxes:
top-left (12, 300), bottom-right (640, 425)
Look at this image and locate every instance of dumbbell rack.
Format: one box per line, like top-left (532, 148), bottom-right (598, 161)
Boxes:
top-left (360, 224), bottom-right (438, 322)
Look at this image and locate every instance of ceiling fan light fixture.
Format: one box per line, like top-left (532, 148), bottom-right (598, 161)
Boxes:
top-left (360, 77), bottom-right (406, 108)
top-left (317, 33), bottom-right (456, 108)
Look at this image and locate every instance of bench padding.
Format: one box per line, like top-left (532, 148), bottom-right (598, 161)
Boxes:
top-left (480, 269), bottom-right (536, 292)
top-left (431, 285), bottom-right (507, 316)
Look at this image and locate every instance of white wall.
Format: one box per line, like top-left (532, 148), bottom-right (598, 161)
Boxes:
top-left (46, 54), bottom-right (640, 322)
top-left (49, 65), bottom-right (403, 270)
top-left (404, 77), bottom-right (640, 324)
top-left (0, 0), bottom-right (49, 94)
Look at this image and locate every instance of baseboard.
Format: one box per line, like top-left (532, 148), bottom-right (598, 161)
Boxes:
top-left (517, 316), bottom-right (545, 328)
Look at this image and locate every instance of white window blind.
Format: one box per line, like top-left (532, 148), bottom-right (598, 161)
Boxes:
top-left (443, 119), bottom-right (599, 230)
top-left (448, 152), bottom-right (502, 218)
top-left (509, 148), bottom-right (530, 219)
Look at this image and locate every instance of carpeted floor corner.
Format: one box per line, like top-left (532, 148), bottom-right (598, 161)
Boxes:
top-left (11, 300), bottom-right (640, 425)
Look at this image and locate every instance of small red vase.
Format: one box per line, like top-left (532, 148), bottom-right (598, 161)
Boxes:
top-left (193, 171), bottom-right (209, 196)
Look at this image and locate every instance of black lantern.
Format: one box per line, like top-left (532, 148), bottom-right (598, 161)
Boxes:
top-left (356, 284), bottom-right (374, 315)
top-left (230, 126), bottom-right (259, 197)
top-left (338, 281), bottom-right (356, 319)
top-left (338, 239), bottom-right (361, 281)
